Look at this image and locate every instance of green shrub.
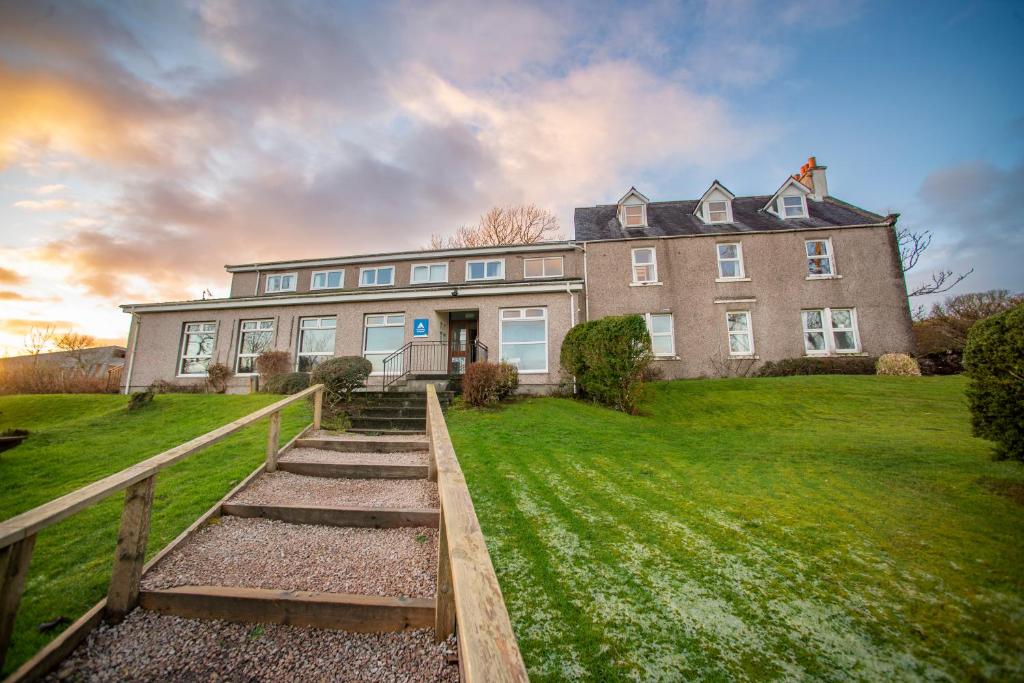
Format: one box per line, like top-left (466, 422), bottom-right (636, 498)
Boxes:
top-left (463, 361), bottom-right (502, 407)
top-left (876, 353), bottom-right (921, 376)
top-left (496, 362), bottom-right (519, 399)
top-left (264, 371), bottom-right (310, 395)
top-left (560, 315), bottom-right (653, 414)
top-left (310, 356), bottom-right (372, 404)
top-left (963, 303), bottom-right (1024, 461)
top-left (757, 356), bottom-right (876, 377)
top-left (205, 362), bottom-right (233, 393)
top-left (256, 351), bottom-right (291, 385)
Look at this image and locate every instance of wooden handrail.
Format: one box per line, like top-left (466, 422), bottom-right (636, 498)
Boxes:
top-left (426, 385), bottom-right (528, 682)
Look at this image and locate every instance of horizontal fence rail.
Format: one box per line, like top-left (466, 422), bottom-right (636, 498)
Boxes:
top-left (426, 385), bottom-right (528, 682)
top-left (0, 384), bottom-right (324, 674)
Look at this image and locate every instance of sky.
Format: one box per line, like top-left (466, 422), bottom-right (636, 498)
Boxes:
top-left (0, 0), bottom-right (1022, 356)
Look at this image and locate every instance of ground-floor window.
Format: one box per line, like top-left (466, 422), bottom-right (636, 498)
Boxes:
top-left (179, 322), bottom-right (217, 376)
top-left (236, 319), bottom-right (274, 374)
top-left (802, 308), bottom-right (860, 354)
top-left (500, 307), bottom-right (547, 373)
top-left (297, 317), bottom-right (336, 371)
top-left (726, 311), bottom-right (753, 355)
top-left (364, 313), bottom-right (406, 373)
top-left (644, 313), bottom-right (675, 356)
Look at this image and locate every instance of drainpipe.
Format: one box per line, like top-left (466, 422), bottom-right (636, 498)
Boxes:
top-left (579, 242), bottom-right (590, 321)
top-left (123, 313), bottom-right (140, 394)
top-left (253, 270), bottom-right (261, 296)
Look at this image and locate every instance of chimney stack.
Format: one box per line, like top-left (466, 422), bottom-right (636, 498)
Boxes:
top-left (797, 156), bottom-right (828, 201)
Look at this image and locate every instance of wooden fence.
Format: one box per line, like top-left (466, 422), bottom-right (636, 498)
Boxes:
top-left (426, 384), bottom-right (529, 682)
top-left (0, 384), bottom-right (324, 679)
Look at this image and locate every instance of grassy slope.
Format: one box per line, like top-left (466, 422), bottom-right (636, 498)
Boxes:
top-left (0, 394), bottom-right (310, 676)
top-left (447, 376), bottom-right (1024, 682)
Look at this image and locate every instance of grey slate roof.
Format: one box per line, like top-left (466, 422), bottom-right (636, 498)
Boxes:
top-left (573, 195), bottom-right (889, 241)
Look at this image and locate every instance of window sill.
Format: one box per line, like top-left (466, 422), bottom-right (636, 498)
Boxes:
top-left (653, 355), bottom-right (680, 361)
top-left (805, 275), bottom-right (842, 281)
top-left (803, 351), bottom-right (866, 357)
top-left (310, 287), bottom-right (344, 291)
top-left (176, 374), bottom-right (208, 378)
top-left (715, 277), bottom-right (751, 283)
top-left (466, 278), bottom-right (505, 283)
top-left (515, 370), bottom-right (550, 375)
top-left (728, 355), bottom-right (759, 360)
top-left (358, 284), bottom-right (396, 288)
top-left (265, 290), bottom-right (297, 295)
top-left (630, 281), bottom-right (663, 287)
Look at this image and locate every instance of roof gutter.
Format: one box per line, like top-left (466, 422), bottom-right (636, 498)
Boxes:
top-left (576, 221), bottom-right (892, 246)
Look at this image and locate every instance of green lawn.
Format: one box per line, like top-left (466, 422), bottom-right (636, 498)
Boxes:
top-left (447, 376), bottom-right (1024, 681)
top-left (0, 393), bottom-right (311, 676)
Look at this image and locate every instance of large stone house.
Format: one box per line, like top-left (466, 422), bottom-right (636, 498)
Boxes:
top-left (119, 158), bottom-right (914, 393)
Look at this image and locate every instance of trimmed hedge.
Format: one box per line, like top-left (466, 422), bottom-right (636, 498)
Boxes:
top-left (264, 371), bottom-right (310, 395)
top-left (757, 356), bottom-right (876, 377)
top-left (560, 315), bottom-right (652, 413)
top-left (963, 303), bottom-right (1024, 461)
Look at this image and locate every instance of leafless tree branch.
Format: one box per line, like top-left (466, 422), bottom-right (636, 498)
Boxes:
top-left (895, 225), bottom-right (972, 297)
top-left (428, 204), bottom-right (562, 249)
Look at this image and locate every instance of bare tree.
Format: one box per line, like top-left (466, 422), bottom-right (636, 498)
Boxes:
top-left (428, 204), bottom-right (562, 249)
top-left (56, 331), bottom-right (97, 369)
top-left (896, 225), bottom-right (973, 297)
top-left (23, 325), bottom-right (56, 364)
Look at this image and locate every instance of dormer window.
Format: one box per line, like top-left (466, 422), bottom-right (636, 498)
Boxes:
top-left (782, 195), bottom-right (806, 218)
top-left (623, 204), bottom-right (646, 227)
top-left (695, 181), bottom-right (735, 225)
top-left (707, 201), bottom-right (729, 223)
top-left (617, 187), bottom-right (650, 229)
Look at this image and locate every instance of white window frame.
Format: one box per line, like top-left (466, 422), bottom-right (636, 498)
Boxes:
top-left (363, 313), bottom-right (406, 375)
top-left (631, 247), bottom-right (658, 284)
top-left (781, 194), bottom-right (808, 219)
top-left (705, 200), bottom-right (731, 224)
top-left (411, 262), bottom-right (449, 284)
top-left (296, 316), bottom-right (337, 371)
top-left (264, 273), bottom-right (297, 293)
top-left (803, 308), bottom-right (861, 355)
top-left (359, 266), bottom-right (395, 288)
top-left (178, 322), bottom-right (217, 377)
top-left (725, 310), bottom-right (754, 357)
top-left (465, 259), bottom-right (505, 281)
top-left (622, 203), bottom-right (646, 227)
top-left (236, 319), bottom-right (275, 375)
top-left (715, 243), bottom-right (745, 280)
top-left (499, 307), bottom-right (548, 374)
top-left (523, 256), bottom-right (564, 279)
top-left (805, 238), bottom-right (835, 278)
top-left (644, 313), bottom-right (676, 358)
top-left (310, 269), bottom-right (344, 290)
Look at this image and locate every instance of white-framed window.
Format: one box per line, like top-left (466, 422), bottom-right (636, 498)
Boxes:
top-left (411, 263), bottom-right (448, 284)
top-left (644, 313), bottom-right (675, 357)
top-left (311, 269), bottom-right (344, 290)
top-left (297, 317), bottom-right (336, 371)
top-left (806, 239), bottom-right (834, 277)
top-left (523, 257), bottom-right (564, 279)
top-left (236, 319), bottom-right (274, 374)
top-left (364, 313), bottom-right (406, 373)
top-left (359, 266), bottom-right (395, 287)
top-left (726, 311), bottom-right (754, 356)
top-left (500, 307), bottom-right (547, 373)
top-left (631, 247), bottom-right (658, 283)
top-left (265, 273), bottom-right (297, 293)
top-left (782, 195), bottom-right (807, 218)
top-left (716, 243), bottom-right (744, 279)
top-left (706, 200), bottom-right (729, 223)
top-left (466, 259), bottom-right (504, 281)
top-left (803, 308), bottom-right (861, 354)
top-left (179, 322), bottom-right (217, 376)
top-left (623, 204), bottom-right (646, 227)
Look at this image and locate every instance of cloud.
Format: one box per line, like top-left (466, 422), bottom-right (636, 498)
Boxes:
top-left (13, 198), bottom-right (72, 211)
top-left (34, 184), bottom-right (68, 195)
top-left (0, 291), bottom-right (28, 300)
top-left (0, 318), bottom-right (75, 336)
top-left (0, 267), bottom-right (25, 285)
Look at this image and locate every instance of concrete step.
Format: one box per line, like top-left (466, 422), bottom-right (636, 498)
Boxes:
top-left (295, 437), bottom-right (428, 453)
top-left (349, 416), bottom-right (426, 431)
top-left (346, 429), bottom-right (426, 437)
top-left (278, 460), bottom-right (427, 479)
top-left (357, 406), bottom-right (427, 418)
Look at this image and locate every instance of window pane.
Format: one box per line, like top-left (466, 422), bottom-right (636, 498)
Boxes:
top-left (240, 330), bottom-right (271, 354)
top-left (831, 309), bottom-right (852, 329)
top-left (486, 261), bottom-right (501, 277)
top-left (378, 268), bottom-right (393, 285)
top-left (709, 201), bottom-right (726, 212)
top-left (652, 335), bottom-right (673, 355)
top-left (634, 265), bottom-right (653, 281)
top-left (502, 319), bottom-right (545, 343)
top-left (717, 244), bottom-right (737, 259)
top-left (784, 196), bottom-right (802, 207)
top-left (803, 311), bottom-right (823, 330)
top-left (312, 273), bottom-right (325, 288)
top-left (185, 333), bottom-right (213, 357)
top-left (386, 314), bottom-right (405, 325)
top-left (808, 258), bottom-right (832, 275)
top-left (321, 318), bottom-right (337, 328)
top-left (833, 331), bottom-right (856, 351)
top-left (361, 270), bottom-right (375, 285)
top-left (412, 266), bottom-right (427, 281)
top-left (502, 309), bottom-right (521, 319)
top-left (727, 313), bottom-right (748, 332)
top-left (544, 258), bottom-right (563, 276)
top-left (719, 261), bottom-right (739, 278)
top-left (634, 249), bottom-right (653, 264)
top-left (365, 315), bottom-right (385, 326)
top-left (805, 331), bottom-right (826, 351)
top-left (729, 334), bottom-right (751, 354)
top-left (524, 260), bottom-right (543, 277)
top-left (806, 241), bottom-right (828, 257)
top-left (650, 315), bottom-right (671, 334)
top-left (501, 342), bottom-right (546, 371)
top-left (468, 262), bottom-right (484, 279)
top-left (300, 329), bottom-right (334, 354)
top-left (430, 264), bottom-right (446, 280)
top-left (328, 271), bottom-right (342, 287)
top-left (297, 355), bottom-right (327, 372)
top-left (364, 326), bottom-right (404, 353)
top-left (181, 358), bottom-right (209, 374)
top-left (237, 356), bottom-right (256, 373)
top-left (525, 308), bottom-right (545, 318)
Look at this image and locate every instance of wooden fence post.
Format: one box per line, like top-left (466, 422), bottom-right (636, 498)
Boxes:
top-left (434, 510), bottom-right (455, 642)
top-left (266, 410), bottom-right (281, 472)
top-left (313, 387), bottom-right (323, 431)
top-left (426, 405), bottom-right (437, 483)
top-left (0, 534), bottom-right (37, 671)
top-left (106, 475), bottom-right (156, 623)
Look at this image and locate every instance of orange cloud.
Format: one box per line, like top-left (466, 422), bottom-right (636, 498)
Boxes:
top-left (0, 291), bottom-right (28, 301)
top-left (0, 267), bottom-right (25, 285)
top-left (0, 318), bottom-right (76, 336)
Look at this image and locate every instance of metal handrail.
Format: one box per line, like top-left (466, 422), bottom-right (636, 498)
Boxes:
top-left (381, 339), bottom-right (490, 389)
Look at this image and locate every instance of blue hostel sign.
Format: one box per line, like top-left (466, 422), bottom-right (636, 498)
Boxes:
top-left (413, 318), bottom-right (429, 337)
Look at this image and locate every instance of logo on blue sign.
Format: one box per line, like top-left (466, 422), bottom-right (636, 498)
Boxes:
top-left (413, 318), bottom-right (429, 337)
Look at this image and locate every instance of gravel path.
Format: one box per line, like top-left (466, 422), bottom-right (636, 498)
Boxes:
top-left (142, 517), bottom-right (438, 597)
top-left (230, 471), bottom-right (439, 508)
top-left (311, 429), bottom-right (428, 443)
top-left (281, 447), bottom-right (427, 466)
top-left (47, 611), bottom-right (458, 682)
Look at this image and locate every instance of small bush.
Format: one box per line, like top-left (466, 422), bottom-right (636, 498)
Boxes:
top-left (0, 364), bottom-right (113, 395)
top-left (311, 356), bottom-right (372, 404)
top-left (876, 353), bottom-right (921, 376)
top-left (496, 362), bottom-right (519, 399)
top-left (264, 372), bottom-right (311, 395)
top-left (463, 361), bottom-right (503, 407)
top-left (256, 351), bottom-right (291, 384)
top-left (205, 362), bottom-right (233, 393)
top-left (916, 350), bottom-right (963, 376)
top-left (560, 315), bottom-right (652, 414)
top-left (757, 356), bottom-right (876, 377)
top-left (127, 389), bottom-right (155, 411)
top-left (963, 303), bottom-right (1024, 461)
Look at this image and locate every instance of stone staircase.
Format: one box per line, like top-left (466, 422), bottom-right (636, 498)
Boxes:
top-left (348, 390), bottom-right (455, 434)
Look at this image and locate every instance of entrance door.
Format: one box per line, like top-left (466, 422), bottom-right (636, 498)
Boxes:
top-left (448, 320), bottom-right (477, 374)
